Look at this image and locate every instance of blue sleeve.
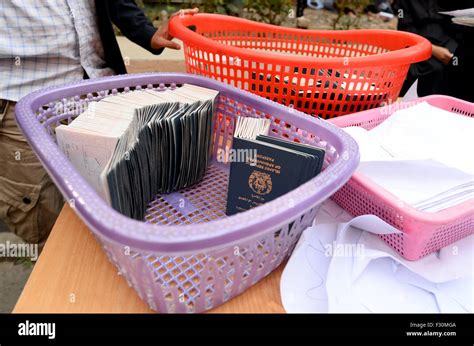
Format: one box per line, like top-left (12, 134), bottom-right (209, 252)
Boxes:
top-left (108, 0), bottom-right (164, 55)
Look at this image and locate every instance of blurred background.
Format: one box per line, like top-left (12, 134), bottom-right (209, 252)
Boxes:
top-left (119, 0), bottom-right (396, 31)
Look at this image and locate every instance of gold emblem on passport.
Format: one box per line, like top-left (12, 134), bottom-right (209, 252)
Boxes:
top-left (248, 170), bottom-right (272, 195)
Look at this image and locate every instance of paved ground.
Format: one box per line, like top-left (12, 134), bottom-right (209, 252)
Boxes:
top-left (116, 36), bottom-right (185, 61)
top-left (296, 7), bottom-right (397, 30)
top-left (117, 36), bottom-right (186, 73)
top-left (0, 233), bottom-right (33, 313)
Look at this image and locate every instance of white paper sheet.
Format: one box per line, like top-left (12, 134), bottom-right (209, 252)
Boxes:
top-left (439, 8), bottom-right (474, 17)
top-left (342, 127), bottom-right (394, 162)
top-left (370, 102), bottom-right (474, 175)
top-left (357, 159), bottom-right (474, 210)
top-left (342, 102), bottom-right (474, 212)
top-left (452, 17), bottom-right (474, 26)
top-left (280, 201), bottom-right (473, 313)
top-left (402, 79), bottom-right (418, 102)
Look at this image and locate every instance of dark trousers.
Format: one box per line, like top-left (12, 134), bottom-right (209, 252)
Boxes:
top-left (297, 0), bottom-right (307, 17)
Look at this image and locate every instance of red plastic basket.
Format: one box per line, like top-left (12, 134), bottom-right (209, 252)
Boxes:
top-left (330, 95), bottom-right (474, 261)
top-left (170, 14), bottom-right (431, 119)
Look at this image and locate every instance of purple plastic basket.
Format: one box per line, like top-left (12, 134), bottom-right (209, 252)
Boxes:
top-left (15, 73), bottom-right (359, 313)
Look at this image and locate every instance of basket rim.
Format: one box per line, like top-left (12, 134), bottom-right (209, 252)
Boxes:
top-left (169, 13), bottom-right (432, 68)
top-left (15, 72), bottom-right (359, 254)
top-left (330, 94), bottom-right (474, 230)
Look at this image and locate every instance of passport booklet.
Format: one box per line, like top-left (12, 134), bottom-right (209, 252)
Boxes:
top-left (226, 118), bottom-right (325, 216)
top-left (56, 84), bottom-right (219, 220)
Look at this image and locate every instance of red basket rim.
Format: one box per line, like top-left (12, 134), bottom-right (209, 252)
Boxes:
top-left (169, 13), bottom-right (432, 68)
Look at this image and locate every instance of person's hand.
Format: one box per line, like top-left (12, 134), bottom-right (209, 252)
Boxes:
top-left (432, 44), bottom-right (453, 65)
top-left (150, 8), bottom-right (199, 50)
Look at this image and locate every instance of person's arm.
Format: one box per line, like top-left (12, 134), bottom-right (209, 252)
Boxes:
top-left (431, 44), bottom-right (453, 65)
top-left (395, 0), bottom-right (455, 65)
top-left (107, 0), bottom-right (162, 54)
top-left (107, 0), bottom-right (198, 54)
top-left (149, 8), bottom-right (198, 51)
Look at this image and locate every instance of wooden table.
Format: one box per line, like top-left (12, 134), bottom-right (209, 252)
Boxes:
top-left (13, 205), bottom-right (285, 313)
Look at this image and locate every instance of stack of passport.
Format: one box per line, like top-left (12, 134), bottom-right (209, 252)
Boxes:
top-left (226, 118), bottom-right (325, 216)
top-left (56, 84), bottom-right (219, 220)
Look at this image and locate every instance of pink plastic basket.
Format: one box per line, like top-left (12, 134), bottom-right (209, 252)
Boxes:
top-left (330, 95), bottom-right (474, 260)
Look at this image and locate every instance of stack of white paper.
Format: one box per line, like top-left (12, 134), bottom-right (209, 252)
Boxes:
top-left (440, 8), bottom-right (474, 27)
top-left (280, 200), bottom-right (473, 313)
top-left (343, 102), bottom-right (474, 212)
